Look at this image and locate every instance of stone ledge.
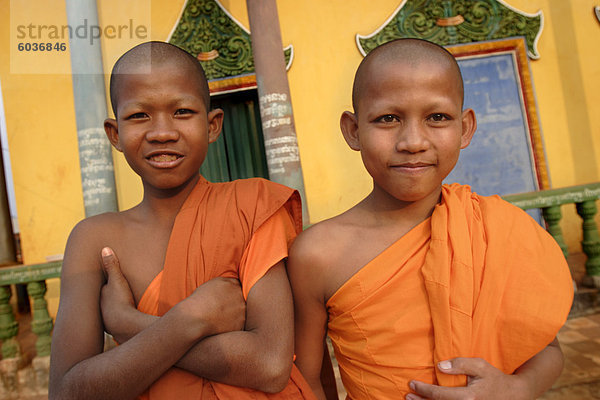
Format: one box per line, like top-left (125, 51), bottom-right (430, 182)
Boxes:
top-left (569, 287), bottom-right (600, 319)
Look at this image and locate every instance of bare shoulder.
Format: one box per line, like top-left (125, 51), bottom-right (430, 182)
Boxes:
top-left (68, 212), bottom-right (121, 241)
top-left (56, 211), bottom-right (130, 329)
top-left (288, 207), bottom-right (364, 301)
top-left (290, 212), bottom-right (356, 268)
top-left (61, 212), bottom-right (126, 278)
top-left (66, 212), bottom-right (123, 250)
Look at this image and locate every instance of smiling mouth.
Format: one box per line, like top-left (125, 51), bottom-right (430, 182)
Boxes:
top-left (393, 162), bottom-right (434, 169)
top-left (148, 154), bottom-right (181, 162)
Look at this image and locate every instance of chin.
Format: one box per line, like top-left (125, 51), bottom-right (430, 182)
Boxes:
top-left (147, 178), bottom-right (195, 191)
top-left (391, 186), bottom-right (442, 204)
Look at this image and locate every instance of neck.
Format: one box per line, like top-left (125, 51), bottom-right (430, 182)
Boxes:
top-left (360, 183), bottom-right (442, 228)
top-left (137, 175), bottom-right (201, 223)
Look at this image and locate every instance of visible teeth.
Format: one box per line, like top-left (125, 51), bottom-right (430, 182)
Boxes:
top-left (151, 154), bottom-right (178, 162)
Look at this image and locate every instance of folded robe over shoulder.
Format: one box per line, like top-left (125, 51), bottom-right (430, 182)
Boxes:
top-left (136, 176), bottom-right (316, 400)
top-left (326, 184), bottom-right (574, 399)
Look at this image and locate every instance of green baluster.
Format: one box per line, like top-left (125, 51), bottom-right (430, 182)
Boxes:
top-left (0, 285), bottom-right (19, 359)
top-left (542, 205), bottom-right (569, 258)
top-left (26, 281), bottom-right (53, 357)
top-left (576, 200), bottom-right (600, 285)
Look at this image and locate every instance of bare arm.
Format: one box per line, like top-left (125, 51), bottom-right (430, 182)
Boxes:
top-left (175, 261), bottom-right (296, 392)
top-left (407, 338), bottom-right (564, 400)
top-left (513, 337), bottom-right (564, 397)
top-left (49, 222), bottom-right (244, 400)
top-left (320, 341), bottom-right (340, 400)
top-left (103, 248), bottom-right (296, 393)
top-left (286, 231), bottom-right (334, 400)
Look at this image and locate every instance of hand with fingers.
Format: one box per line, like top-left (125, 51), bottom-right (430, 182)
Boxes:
top-left (99, 247), bottom-right (141, 343)
top-left (178, 276), bottom-right (247, 336)
top-left (406, 358), bottom-right (531, 400)
top-left (99, 246), bottom-right (247, 345)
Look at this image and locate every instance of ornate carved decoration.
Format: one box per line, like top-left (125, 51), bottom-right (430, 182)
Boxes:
top-left (168, 0), bottom-right (293, 93)
top-left (357, 0), bottom-right (543, 59)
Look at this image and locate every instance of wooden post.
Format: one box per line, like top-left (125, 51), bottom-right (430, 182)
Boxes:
top-left (246, 0), bottom-right (310, 224)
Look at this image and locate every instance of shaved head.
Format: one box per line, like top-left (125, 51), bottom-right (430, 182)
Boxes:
top-left (352, 38), bottom-right (464, 112)
top-left (109, 41), bottom-right (210, 116)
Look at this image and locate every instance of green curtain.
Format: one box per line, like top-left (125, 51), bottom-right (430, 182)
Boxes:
top-left (200, 90), bottom-right (269, 182)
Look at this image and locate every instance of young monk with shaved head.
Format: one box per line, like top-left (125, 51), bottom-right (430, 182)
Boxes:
top-left (288, 38), bottom-right (573, 400)
top-left (50, 41), bottom-right (315, 400)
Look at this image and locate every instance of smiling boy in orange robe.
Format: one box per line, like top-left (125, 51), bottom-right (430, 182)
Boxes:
top-left (288, 39), bottom-right (573, 400)
top-left (49, 41), bottom-right (315, 400)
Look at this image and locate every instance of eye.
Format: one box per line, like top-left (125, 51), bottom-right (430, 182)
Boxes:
top-left (174, 108), bottom-right (196, 116)
top-left (428, 113), bottom-right (451, 122)
top-left (125, 112), bottom-right (148, 120)
top-left (374, 114), bottom-right (400, 123)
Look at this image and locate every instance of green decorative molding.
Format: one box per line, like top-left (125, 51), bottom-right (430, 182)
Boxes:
top-left (0, 261), bottom-right (62, 286)
top-left (357, 0), bottom-right (543, 59)
top-left (502, 183), bottom-right (600, 210)
top-left (168, 0), bottom-right (292, 85)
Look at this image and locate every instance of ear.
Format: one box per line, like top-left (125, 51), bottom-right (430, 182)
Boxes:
top-left (207, 108), bottom-right (224, 144)
top-left (460, 108), bottom-right (477, 149)
top-left (104, 118), bottom-right (122, 152)
top-left (340, 111), bottom-right (361, 151)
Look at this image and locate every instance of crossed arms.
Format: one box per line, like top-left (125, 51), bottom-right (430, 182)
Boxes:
top-left (49, 220), bottom-right (294, 400)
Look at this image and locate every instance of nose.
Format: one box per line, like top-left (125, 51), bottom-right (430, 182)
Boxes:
top-left (145, 115), bottom-right (180, 142)
top-left (395, 121), bottom-right (430, 153)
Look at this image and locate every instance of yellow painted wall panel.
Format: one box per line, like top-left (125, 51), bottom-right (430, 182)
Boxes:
top-left (572, 0), bottom-right (600, 181)
top-left (0, 0), bottom-right (84, 263)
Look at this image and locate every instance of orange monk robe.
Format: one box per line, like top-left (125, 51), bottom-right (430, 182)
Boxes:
top-left (136, 176), bottom-right (316, 400)
top-left (327, 184), bottom-right (574, 399)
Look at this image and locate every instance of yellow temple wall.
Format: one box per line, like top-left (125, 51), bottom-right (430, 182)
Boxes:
top-left (218, 1), bottom-right (600, 252)
top-left (0, 1), bottom-right (598, 296)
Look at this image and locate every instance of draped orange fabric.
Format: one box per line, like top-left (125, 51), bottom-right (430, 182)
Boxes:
top-left (136, 176), bottom-right (315, 400)
top-left (327, 184), bottom-right (574, 399)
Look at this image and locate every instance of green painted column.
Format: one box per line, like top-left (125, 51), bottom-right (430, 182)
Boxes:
top-left (246, 0), bottom-right (310, 224)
